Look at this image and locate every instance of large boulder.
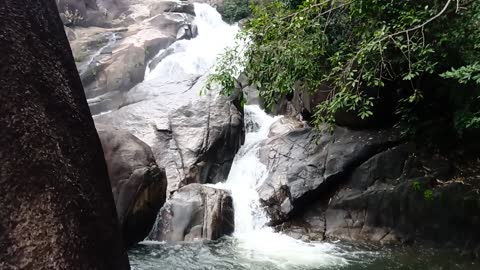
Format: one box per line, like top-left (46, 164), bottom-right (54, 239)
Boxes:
top-left (147, 184), bottom-right (234, 241)
top-left (0, 1), bottom-right (129, 268)
top-left (97, 125), bottom-right (168, 247)
top-left (323, 146), bottom-right (480, 245)
top-left (265, 125), bottom-right (480, 248)
top-left (258, 124), bottom-right (400, 224)
top-left (95, 75), bottom-right (244, 195)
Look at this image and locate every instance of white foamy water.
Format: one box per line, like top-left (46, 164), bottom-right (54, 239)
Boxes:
top-left (132, 4), bottom-right (347, 269)
top-left (216, 105), bottom-right (348, 268)
top-left (145, 3), bottom-right (239, 82)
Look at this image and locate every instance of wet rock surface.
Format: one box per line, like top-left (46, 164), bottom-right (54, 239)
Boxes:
top-left (97, 125), bottom-right (167, 247)
top-left (147, 184), bottom-right (234, 242)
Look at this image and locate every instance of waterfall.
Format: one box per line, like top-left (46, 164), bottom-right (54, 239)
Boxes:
top-left (136, 3), bottom-right (347, 268)
top-left (214, 105), bottom-right (347, 268)
top-left (218, 105), bottom-right (281, 234)
top-left (145, 3), bottom-right (239, 83)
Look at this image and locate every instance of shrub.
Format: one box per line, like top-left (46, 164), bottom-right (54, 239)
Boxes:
top-left (208, 0), bottom-right (480, 138)
top-left (220, 0), bottom-right (252, 23)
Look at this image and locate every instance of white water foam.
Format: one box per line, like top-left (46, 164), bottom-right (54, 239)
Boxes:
top-left (145, 3), bottom-right (239, 82)
top-left (216, 105), bottom-right (348, 268)
top-left (140, 4), bottom-right (348, 268)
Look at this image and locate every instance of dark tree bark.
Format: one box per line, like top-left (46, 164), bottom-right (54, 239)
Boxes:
top-left (0, 1), bottom-right (130, 269)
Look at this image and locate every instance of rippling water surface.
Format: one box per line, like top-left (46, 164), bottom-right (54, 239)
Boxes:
top-left (129, 239), bottom-right (478, 270)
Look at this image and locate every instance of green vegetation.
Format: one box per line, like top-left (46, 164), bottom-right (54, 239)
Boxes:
top-left (208, 0), bottom-right (480, 138)
top-left (220, 0), bottom-right (252, 23)
top-left (413, 181), bottom-right (435, 201)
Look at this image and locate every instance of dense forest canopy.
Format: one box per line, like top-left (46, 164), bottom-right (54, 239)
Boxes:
top-left (209, 0), bottom-right (480, 141)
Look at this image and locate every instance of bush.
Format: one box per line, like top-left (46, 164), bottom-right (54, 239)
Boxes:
top-left (208, 0), bottom-right (480, 138)
top-left (220, 0), bottom-right (252, 23)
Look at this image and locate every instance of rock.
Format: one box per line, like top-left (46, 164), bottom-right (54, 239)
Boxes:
top-left (95, 75), bottom-right (244, 195)
top-left (86, 44), bottom-right (146, 101)
top-left (148, 47), bottom-right (176, 71)
top-left (56, 0), bottom-right (132, 28)
top-left (257, 126), bottom-right (401, 224)
top-left (271, 83), bottom-right (397, 129)
top-left (0, 1), bottom-right (129, 268)
top-left (268, 117), bottom-right (305, 138)
top-left (275, 200), bottom-right (328, 242)
top-left (147, 184), bottom-right (234, 242)
top-left (149, 0), bottom-right (196, 17)
top-left (62, 1), bottom-right (198, 115)
top-left (325, 178), bottom-right (480, 245)
top-left (270, 135), bottom-right (480, 246)
top-left (97, 125), bottom-right (168, 247)
top-left (64, 26), bottom-right (77, 41)
top-left (242, 85), bottom-right (263, 106)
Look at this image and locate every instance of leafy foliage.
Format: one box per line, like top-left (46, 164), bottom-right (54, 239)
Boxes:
top-left (209, 0), bottom-right (480, 136)
top-left (220, 0), bottom-right (252, 23)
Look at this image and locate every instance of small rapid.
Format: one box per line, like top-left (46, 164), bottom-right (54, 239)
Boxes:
top-left (215, 105), bottom-right (348, 269)
top-left (145, 3), bottom-right (238, 82)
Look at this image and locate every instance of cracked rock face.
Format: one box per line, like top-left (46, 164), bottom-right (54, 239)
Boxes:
top-left (97, 125), bottom-right (167, 247)
top-left (258, 125), bottom-right (400, 224)
top-left (95, 75), bottom-right (244, 196)
top-left (147, 184), bottom-right (234, 241)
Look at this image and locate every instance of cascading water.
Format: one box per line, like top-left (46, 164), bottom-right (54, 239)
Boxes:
top-left (144, 3), bottom-right (238, 83)
top-left (128, 4), bottom-right (478, 270)
top-left (216, 105), bottom-right (348, 269)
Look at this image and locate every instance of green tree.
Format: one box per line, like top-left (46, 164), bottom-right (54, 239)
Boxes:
top-left (208, 0), bottom-right (480, 137)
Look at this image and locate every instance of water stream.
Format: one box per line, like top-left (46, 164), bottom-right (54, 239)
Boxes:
top-left (129, 4), bottom-right (478, 270)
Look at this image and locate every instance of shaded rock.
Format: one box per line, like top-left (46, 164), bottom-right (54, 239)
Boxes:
top-left (97, 125), bottom-right (167, 247)
top-left (0, 1), bottom-right (129, 268)
top-left (147, 184), bottom-right (234, 242)
top-left (325, 178), bottom-right (480, 245)
top-left (272, 83), bottom-right (397, 129)
top-left (275, 200), bottom-right (327, 242)
top-left (257, 126), bottom-right (401, 224)
top-left (272, 137), bottom-right (480, 247)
